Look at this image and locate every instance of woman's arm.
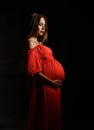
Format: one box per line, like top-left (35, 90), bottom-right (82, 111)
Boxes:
top-left (36, 72), bottom-right (63, 89)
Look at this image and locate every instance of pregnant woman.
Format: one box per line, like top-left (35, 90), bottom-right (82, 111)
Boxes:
top-left (26, 13), bottom-right (65, 130)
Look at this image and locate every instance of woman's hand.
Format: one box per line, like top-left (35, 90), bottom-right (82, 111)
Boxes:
top-left (36, 72), bottom-right (63, 89)
top-left (51, 80), bottom-right (63, 89)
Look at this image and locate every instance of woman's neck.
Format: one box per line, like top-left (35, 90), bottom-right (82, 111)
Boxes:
top-left (28, 37), bottom-right (43, 45)
top-left (29, 37), bottom-right (38, 42)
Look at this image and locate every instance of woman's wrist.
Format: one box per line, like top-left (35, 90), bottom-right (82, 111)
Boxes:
top-left (36, 72), bottom-right (60, 89)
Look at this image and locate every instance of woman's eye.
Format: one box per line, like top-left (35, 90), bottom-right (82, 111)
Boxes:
top-left (39, 23), bottom-right (43, 26)
top-left (39, 23), bottom-right (45, 27)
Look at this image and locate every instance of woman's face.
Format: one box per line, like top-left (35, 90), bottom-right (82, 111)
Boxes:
top-left (37, 17), bottom-right (46, 36)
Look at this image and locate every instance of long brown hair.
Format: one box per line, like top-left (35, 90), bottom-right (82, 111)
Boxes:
top-left (27, 13), bottom-right (48, 44)
top-left (23, 13), bottom-right (48, 74)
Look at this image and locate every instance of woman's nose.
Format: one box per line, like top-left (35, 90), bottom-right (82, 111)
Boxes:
top-left (42, 26), bottom-right (45, 30)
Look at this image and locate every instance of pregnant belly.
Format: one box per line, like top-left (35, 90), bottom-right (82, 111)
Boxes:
top-left (43, 60), bottom-right (65, 82)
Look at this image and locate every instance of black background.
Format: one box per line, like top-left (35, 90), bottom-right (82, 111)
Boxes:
top-left (0, 0), bottom-right (94, 129)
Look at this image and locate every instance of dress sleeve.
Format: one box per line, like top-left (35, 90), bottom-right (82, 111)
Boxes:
top-left (27, 48), bottom-right (42, 76)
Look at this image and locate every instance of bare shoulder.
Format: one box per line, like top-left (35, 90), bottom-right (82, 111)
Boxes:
top-left (28, 38), bottom-right (39, 49)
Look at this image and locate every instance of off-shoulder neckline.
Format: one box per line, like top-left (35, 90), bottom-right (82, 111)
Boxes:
top-left (28, 44), bottom-right (41, 51)
top-left (27, 44), bottom-right (49, 52)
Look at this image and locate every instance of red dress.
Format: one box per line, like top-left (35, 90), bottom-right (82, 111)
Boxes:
top-left (26, 44), bottom-right (65, 130)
